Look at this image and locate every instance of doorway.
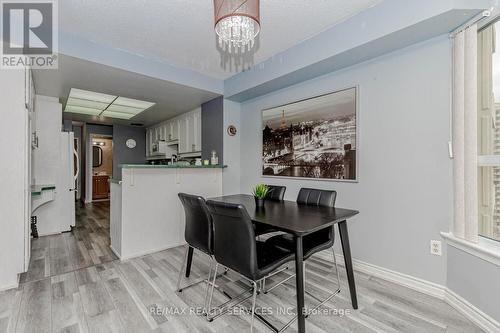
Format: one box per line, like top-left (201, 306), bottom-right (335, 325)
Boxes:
top-left (88, 134), bottom-right (113, 202)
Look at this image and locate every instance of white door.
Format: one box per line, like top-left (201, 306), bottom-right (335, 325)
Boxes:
top-left (74, 137), bottom-right (81, 200)
top-left (59, 132), bottom-right (76, 230)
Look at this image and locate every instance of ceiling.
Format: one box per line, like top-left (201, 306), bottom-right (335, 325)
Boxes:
top-left (33, 55), bottom-right (220, 126)
top-left (59, 0), bottom-right (382, 80)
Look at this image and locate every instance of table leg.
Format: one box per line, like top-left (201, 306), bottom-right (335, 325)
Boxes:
top-left (338, 221), bottom-right (358, 309)
top-left (185, 246), bottom-right (194, 278)
top-left (295, 236), bottom-right (306, 333)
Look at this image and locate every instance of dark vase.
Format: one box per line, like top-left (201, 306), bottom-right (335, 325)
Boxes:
top-left (254, 196), bottom-right (265, 208)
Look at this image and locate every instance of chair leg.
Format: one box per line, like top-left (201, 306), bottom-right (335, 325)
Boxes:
top-left (176, 245), bottom-right (190, 292)
top-left (203, 260), bottom-right (214, 314)
top-left (332, 247), bottom-right (341, 287)
top-left (207, 263), bottom-right (219, 321)
top-left (250, 281), bottom-right (258, 333)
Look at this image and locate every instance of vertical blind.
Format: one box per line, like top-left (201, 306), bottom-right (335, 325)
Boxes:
top-left (452, 24), bottom-right (479, 243)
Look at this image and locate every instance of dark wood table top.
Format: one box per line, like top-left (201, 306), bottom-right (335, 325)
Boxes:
top-left (208, 194), bottom-right (359, 236)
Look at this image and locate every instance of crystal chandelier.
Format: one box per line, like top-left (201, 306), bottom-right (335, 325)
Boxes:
top-left (214, 0), bottom-right (260, 53)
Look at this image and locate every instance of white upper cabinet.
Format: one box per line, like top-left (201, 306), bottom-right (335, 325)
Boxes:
top-left (178, 116), bottom-right (188, 154)
top-left (178, 108), bottom-right (201, 154)
top-left (193, 109), bottom-right (201, 152)
top-left (171, 119), bottom-right (180, 141)
top-left (147, 107), bottom-right (202, 158)
top-left (164, 120), bottom-right (172, 141)
top-left (166, 119), bottom-right (180, 142)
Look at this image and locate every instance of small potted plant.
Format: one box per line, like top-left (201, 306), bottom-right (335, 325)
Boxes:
top-left (252, 184), bottom-right (269, 208)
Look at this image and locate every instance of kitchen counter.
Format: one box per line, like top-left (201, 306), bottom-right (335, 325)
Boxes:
top-left (110, 164), bottom-right (223, 260)
top-left (120, 164), bottom-right (227, 169)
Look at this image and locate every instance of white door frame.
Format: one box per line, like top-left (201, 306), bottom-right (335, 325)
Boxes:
top-left (85, 133), bottom-right (113, 203)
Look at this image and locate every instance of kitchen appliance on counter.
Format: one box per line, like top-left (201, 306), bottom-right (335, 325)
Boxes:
top-left (149, 140), bottom-right (177, 159)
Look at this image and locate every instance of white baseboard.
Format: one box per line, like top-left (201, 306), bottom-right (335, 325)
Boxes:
top-left (444, 288), bottom-right (500, 333)
top-left (37, 231), bottom-right (63, 237)
top-left (330, 252), bottom-right (499, 332)
top-left (119, 242), bottom-right (186, 261)
top-left (0, 281), bottom-right (18, 292)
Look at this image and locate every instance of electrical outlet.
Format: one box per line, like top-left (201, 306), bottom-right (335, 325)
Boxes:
top-left (430, 240), bottom-right (442, 256)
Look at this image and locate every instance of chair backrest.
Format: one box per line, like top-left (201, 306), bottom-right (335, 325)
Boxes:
top-left (266, 185), bottom-right (286, 201)
top-left (296, 188), bottom-right (337, 207)
top-left (206, 200), bottom-right (258, 280)
top-left (178, 193), bottom-right (213, 255)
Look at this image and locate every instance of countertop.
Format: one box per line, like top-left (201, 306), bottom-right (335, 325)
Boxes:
top-left (31, 184), bottom-right (56, 196)
top-left (119, 164), bottom-right (227, 169)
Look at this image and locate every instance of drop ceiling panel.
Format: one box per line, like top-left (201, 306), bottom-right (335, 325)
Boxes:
top-left (33, 55), bottom-right (220, 126)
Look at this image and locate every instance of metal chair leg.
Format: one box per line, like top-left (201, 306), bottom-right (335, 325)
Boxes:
top-left (250, 281), bottom-right (258, 333)
top-left (176, 245), bottom-right (190, 292)
top-left (332, 247), bottom-right (341, 287)
top-left (203, 260), bottom-right (214, 314)
top-left (207, 263), bottom-right (219, 320)
top-left (262, 265), bottom-right (290, 293)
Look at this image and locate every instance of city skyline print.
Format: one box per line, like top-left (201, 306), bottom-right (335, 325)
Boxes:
top-left (262, 87), bottom-right (357, 181)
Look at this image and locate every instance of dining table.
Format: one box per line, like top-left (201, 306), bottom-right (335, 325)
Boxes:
top-left (184, 194), bottom-right (359, 333)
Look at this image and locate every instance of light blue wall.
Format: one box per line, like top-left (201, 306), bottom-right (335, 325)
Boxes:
top-left (447, 245), bottom-right (500, 321)
top-left (112, 125), bottom-right (146, 180)
top-left (238, 35), bottom-right (453, 285)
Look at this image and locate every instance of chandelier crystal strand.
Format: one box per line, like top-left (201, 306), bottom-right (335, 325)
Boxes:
top-left (214, 0), bottom-right (260, 53)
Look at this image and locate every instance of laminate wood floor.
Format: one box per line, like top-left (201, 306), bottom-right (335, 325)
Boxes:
top-left (0, 202), bottom-right (484, 333)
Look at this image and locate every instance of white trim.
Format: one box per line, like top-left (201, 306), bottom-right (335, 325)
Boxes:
top-left (444, 288), bottom-right (500, 333)
top-left (441, 232), bottom-right (500, 267)
top-left (327, 252), bottom-right (500, 332)
top-left (331, 252), bottom-right (445, 299)
top-left (0, 281), bottom-right (19, 292)
top-left (119, 242), bottom-right (186, 261)
top-left (109, 245), bottom-right (121, 260)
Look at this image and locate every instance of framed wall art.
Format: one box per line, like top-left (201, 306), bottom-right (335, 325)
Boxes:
top-left (262, 87), bottom-right (358, 181)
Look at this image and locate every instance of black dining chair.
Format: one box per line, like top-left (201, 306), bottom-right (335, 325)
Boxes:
top-left (177, 193), bottom-right (220, 313)
top-left (266, 185), bottom-right (286, 201)
top-left (205, 200), bottom-right (295, 331)
top-left (254, 185), bottom-right (286, 237)
top-left (264, 188), bottom-right (341, 312)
